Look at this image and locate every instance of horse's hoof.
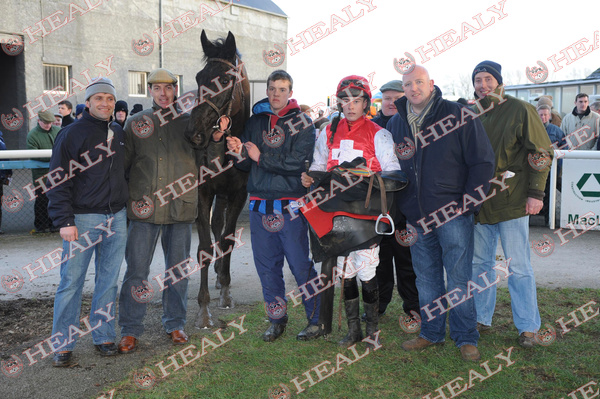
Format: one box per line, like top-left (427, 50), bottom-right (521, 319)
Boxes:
top-left (218, 295), bottom-right (234, 309)
top-left (195, 309), bottom-right (214, 329)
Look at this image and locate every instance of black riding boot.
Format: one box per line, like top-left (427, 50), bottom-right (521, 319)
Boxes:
top-left (362, 277), bottom-right (380, 349)
top-left (338, 277), bottom-right (363, 347)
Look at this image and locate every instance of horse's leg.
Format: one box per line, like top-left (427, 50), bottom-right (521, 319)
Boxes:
top-left (211, 195), bottom-right (226, 289)
top-left (196, 190), bottom-right (215, 328)
top-left (217, 189), bottom-right (247, 309)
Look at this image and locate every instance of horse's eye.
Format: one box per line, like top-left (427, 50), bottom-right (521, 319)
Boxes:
top-left (222, 78), bottom-right (230, 85)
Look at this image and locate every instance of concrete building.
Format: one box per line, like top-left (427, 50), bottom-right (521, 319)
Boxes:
top-left (0, 0), bottom-right (288, 151)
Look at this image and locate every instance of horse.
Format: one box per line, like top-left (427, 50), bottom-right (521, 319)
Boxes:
top-left (186, 30), bottom-right (250, 328)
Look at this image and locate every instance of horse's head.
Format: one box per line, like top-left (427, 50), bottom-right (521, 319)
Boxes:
top-left (186, 30), bottom-right (250, 149)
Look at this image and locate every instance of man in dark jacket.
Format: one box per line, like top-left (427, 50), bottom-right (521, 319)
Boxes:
top-left (227, 70), bottom-right (321, 342)
top-left (114, 100), bottom-right (128, 128)
top-left (370, 80), bottom-right (419, 321)
top-left (47, 77), bottom-right (128, 366)
top-left (386, 65), bottom-right (495, 361)
top-left (58, 100), bottom-right (75, 127)
top-left (471, 61), bottom-right (553, 348)
top-left (118, 68), bottom-right (197, 353)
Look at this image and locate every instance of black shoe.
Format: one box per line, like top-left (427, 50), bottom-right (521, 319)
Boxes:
top-left (52, 351), bottom-right (73, 367)
top-left (262, 323), bottom-right (286, 342)
top-left (297, 324), bottom-right (324, 341)
top-left (95, 343), bottom-right (118, 356)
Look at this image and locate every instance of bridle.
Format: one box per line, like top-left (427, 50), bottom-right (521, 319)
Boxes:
top-left (201, 56), bottom-right (245, 133)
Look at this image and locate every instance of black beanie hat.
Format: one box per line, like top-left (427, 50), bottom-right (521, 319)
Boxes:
top-left (472, 60), bottom-right (503, 85)
top-left (115, 100), bottom-right (129, 114)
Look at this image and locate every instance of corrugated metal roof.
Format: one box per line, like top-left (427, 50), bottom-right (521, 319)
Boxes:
top-left (235, 0), bottom-right (287, 17)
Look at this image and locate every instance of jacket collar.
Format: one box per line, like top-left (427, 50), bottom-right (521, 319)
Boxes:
top-left (394, 85), bottom-right (443, 124)
top-left (81, 109), bottom-right (114, 128)
top-left (572, 106), bottom-right (591, 117)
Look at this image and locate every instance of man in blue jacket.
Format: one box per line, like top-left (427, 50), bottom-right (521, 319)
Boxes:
top-left (47, 78), bottom-right (128, 366)
top-left (226, 70), bottom-right (321, 342)
top-left (386, 65), bottom-right (495, 361)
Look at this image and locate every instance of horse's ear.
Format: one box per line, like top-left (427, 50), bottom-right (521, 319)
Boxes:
top-left (225, 31), bottom-right (237, 56)
top-left (200, 30), bottom-right (212, 53)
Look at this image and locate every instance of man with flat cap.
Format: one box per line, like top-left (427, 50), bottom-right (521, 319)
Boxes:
top-left (118, 68), bottom-right (198, 352)
top-left (26, 109), bottom-right (61, 233)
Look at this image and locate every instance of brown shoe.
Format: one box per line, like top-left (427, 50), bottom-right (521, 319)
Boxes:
top-left (118, 336), bottom-right (138, 354)
top-left (168, 330), bottom-right (188, 345)
top-left (401, 337), bottom-right (444, 351)
top-left (460, 344), bottom-right (481, 361)
top-left (477, 322), bottom-right (492, 333)
top-left (518, 332), bottom-right (536, 348)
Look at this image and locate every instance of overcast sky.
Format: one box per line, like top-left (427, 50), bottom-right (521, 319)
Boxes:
top-left (272, 0), bottom-right (600, 106)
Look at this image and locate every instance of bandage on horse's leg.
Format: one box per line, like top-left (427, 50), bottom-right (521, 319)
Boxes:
top-left (318, 257), bottom-right (337, 336)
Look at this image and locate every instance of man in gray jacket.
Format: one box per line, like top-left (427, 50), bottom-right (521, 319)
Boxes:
top-left (560, 93), bottom-right (600, 151)
top-left (118, 68), bottom-right (197, 352)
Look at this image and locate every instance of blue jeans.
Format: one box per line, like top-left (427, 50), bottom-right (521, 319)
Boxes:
top-left (472, 216), bottom-right (541, 334)
top-left (119, 221), bottom-right (192, 337)
top-left (410, 214), bottom-right (479, 348)
top-left (250, 211), bottom-right (320, 325)
top-left (52, 209), bottom-right (127, 351)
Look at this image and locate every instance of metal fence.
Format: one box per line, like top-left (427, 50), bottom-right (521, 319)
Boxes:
top-left (1, 165), bottom-right (50, 235)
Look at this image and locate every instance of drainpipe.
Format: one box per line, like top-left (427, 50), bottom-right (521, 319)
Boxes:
top-left (159, 0), bottom-right (163, 67)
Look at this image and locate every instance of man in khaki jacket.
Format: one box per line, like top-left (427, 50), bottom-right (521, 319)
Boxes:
top-left (118, 68), bottom-right (198, 352)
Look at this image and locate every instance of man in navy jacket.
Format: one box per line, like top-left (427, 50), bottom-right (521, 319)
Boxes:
top-left (227, 70), bottom-right (321, 342)
top-left (47, 78), bottom-right (128, 366)
top-left (386, 65), bottom-right (495, 361)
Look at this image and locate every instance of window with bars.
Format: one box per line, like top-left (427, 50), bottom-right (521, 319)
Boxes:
top-left (129, 71), bottom-right (148, 96)
top-left (43, 64), bottom-right (69, 92)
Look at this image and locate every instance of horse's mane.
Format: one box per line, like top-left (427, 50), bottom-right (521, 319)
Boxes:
top-left (202, 38), bottom-right (242, 61)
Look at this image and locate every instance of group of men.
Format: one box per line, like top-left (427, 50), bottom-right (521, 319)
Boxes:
top-left (45, 69), bottom-right (200, 367)
top-left (42, 57), bottom-right (578, 367)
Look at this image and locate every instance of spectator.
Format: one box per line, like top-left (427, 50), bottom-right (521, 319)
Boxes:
top-left (114, 100), bottom-right (128, 128)
top-left (590, 101), bottom-right (600, 113)
top-left (75, 104), bottom-right (85, 119)
top-left (118, 68), bottom-right (199, 353)
top-left (560, 93), bottom-right (600, 150)
top-left (227, 70), bottom-right (322, 342)
top-left (26, 110), bottom-right (60, 234)
top-left (130, 104), bottom-right (143, 116)
top-left (313, 109), bottom-right (329, 130)
top-left (0, 130), bottom-right (13, 234)
top-left (537, 104), bottom-right (568, 226)
top-left (46, 77), bottom-right (128, 367)
top-left (58, 100), bottom-right (75, 127)
top-left (369, 79), bottom-right (419, 322)
top-left (53, 113), bottom-right (63, 128)
top-left (471, 60), bottom-right (552, 348)
top-left (387, 65), bottom-right (495, 361)
top-left (535, 96), bottom-right (562, 127)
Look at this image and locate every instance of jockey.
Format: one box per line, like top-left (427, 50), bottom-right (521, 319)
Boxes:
top-left (302, 75), bottom-right (400, 347)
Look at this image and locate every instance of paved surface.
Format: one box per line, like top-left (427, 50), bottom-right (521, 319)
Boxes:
top-left (0, 216), bottom-right (598, 398)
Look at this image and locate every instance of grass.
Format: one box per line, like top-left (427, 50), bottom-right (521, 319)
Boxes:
top-left (98, 288), bottom-right (600, 399)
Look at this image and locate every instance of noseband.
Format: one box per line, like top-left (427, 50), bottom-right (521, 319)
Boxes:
top-left (201, 56), bottom-right (245, 132)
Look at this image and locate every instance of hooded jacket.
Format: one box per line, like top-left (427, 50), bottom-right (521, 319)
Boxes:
top-left (474, 85), bottom-right (553, 225)
top-left (386, 86), bottom-right (495, 226)
top-left (124, 101), bottom-right (197, 224)
top-left (560, 106), bottom-right (600, 150)
top-left (234, 98), bottom-right (315, 200)
top-left (47, 111), bottom-right (128, 228)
